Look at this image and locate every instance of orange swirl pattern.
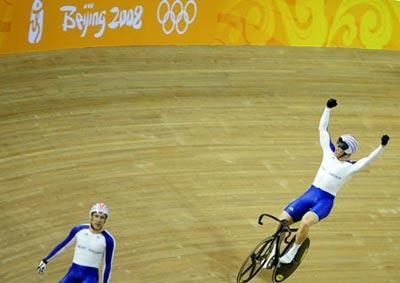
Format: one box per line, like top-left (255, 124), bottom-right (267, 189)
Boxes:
top-left (0, 0), bottom-right (399, 53)
top-left (215, 0), bottom-right (400, 50)
top-left (0, 0), bottom-right (13, 47)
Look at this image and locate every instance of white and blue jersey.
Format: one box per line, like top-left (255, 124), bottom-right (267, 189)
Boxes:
top-left (44, 224), bottom-right (115, 283)
top-left (285, 106), bottom-right (384, 221)
top-left (313, 107), bottom-right (384, 196)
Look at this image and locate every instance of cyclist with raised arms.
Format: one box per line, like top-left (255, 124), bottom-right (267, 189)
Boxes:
top-left (268, 99), bottom-right (390, 265)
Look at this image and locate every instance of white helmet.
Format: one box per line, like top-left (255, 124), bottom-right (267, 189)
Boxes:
top-left (89, 203), bottom-right (109, 218)
top-left (339, 134), bottom-right (359, 155)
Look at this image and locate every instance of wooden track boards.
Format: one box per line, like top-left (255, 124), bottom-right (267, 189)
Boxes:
top-left (1, 46), bottom-right (400, 282)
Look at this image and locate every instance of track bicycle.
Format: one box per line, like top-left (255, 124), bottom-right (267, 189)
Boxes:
top-left (237, 213), bottom-right (310, 283)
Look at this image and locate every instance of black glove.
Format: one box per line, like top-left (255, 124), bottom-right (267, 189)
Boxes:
top-left (381, 135), bottom-right (390, 146)
top-left (326, 99), bottom-right (337, 108)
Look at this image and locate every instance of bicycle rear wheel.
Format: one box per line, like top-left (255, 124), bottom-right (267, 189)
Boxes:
top-left (237, 236), bottom-right (275, 283)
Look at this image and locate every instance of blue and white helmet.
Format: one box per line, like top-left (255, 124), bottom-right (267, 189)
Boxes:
top-left (89, 202), bottom-right (109, 218)
top-left (340, 134), bottom-right (359, 155)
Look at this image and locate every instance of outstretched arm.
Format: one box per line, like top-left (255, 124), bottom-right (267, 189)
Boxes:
top-left (319, 99), bottom-right (337, 153)
top-left (38, 225), bottom-right (83, 275)
top-left (350, 135), bottom-right (390, 173)
top-left (43, 226), bottom-right (80, 262)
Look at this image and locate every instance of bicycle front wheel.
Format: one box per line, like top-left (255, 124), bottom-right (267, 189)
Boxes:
top-left (237, 236), bottom-right (275, 283)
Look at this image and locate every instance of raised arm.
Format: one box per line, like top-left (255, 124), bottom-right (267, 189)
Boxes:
top-left (350, 135), bottom-right (390, 173)
top-left (319, 99), bottom-right (337, 153)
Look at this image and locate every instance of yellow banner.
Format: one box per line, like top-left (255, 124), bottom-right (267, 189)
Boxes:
top-left (1, 0), bottom-right (400, 54)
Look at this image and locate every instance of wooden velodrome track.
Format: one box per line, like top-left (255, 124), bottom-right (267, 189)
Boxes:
top-left (0, 46), bottom-right (399, 283)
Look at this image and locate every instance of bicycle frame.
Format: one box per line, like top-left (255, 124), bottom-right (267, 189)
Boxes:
top-left (237, 213), bottom-right (300, 283)
top-left (259, 213), bottom-right (297, 242)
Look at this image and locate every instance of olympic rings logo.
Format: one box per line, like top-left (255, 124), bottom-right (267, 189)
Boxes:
top-left (157, 0), bottom-right (197, 35)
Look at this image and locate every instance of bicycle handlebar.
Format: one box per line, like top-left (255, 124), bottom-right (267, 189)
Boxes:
top-left (258, 213), bottom-right (298, 233)
top-left (258, 213), bottom-right (280, 225)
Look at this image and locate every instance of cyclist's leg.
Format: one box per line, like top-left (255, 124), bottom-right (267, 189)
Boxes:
top-left (277, 192), bottom-right (312, 251)
top-left (296, 188), bottom-right (335, 245)
top-left (59, 265), bottom-right (79, 283)
top-left (82, 275), bottom-right (99, 283)
top-left (279, 210), bottom-right (294, 225)
top-left (262, 211), bottom-right (297, 268)
top-left (295, 211), bottom-right (319, 245)
top-left (81, 266), bottom-right (99, 283)
top-left (282, 185), bottom-right (317, 225)
top-left (279, 211), bottom-right (318, 263)
top-left (59, 273), bottom-right (75, 283)
top-left (280, 188), bottom-right (334, 264)
top-left (293, 186), bottom-right (334, 245)
top-left (261, 211), bottom-right (295, 268)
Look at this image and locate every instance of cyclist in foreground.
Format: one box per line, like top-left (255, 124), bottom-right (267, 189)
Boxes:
top-left (271, 99), bottom-right (390, 265)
